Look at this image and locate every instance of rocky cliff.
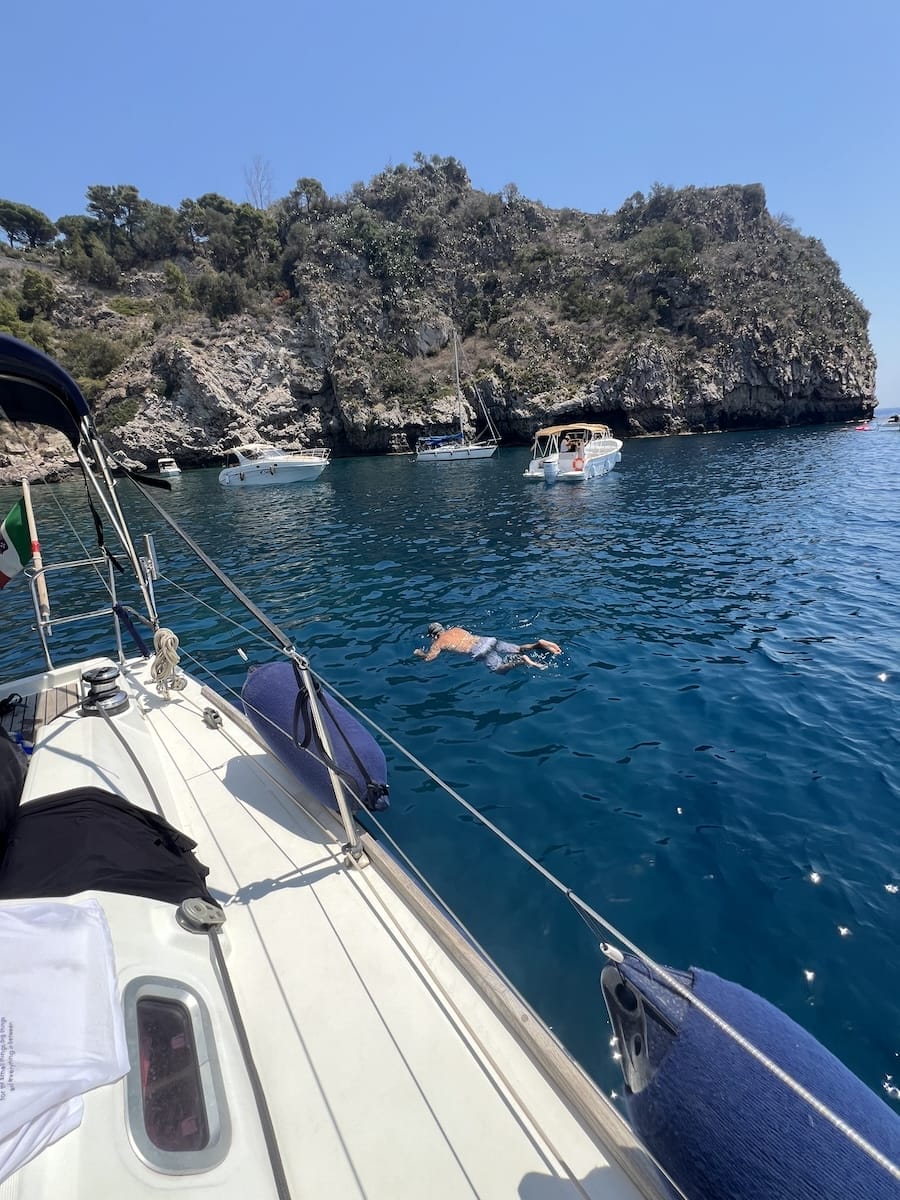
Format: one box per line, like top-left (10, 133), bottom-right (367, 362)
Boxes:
top-left (0, 168), bottom-right (876, 481)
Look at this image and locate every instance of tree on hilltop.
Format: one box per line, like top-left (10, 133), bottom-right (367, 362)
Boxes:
top-left (244, 155), bottom-right (274, 210)
top-left (0, 200), bottom-right (57, 248)
top-left (86, 184), bottom-right (146, 248)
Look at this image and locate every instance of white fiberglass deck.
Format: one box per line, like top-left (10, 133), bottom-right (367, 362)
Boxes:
top-left (8, 659), bottom-right (655, 1199)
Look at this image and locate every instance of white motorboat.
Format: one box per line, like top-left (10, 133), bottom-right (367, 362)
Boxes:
top-left (415, 334), bottom-right (499, 461)
top-left (880, 414), bottom-right (900, 430)
top-left (156, 457), bottom-right (181, 476)
top-left (523, 422), bottom-right (623, 483)
top-left (218, 442), bottom-right (329, 486)
top-left (2, 333), bottom-right (899, 1200)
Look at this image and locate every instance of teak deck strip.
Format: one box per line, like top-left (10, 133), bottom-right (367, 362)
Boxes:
top-left (0, 683), bottom-right (80, 743)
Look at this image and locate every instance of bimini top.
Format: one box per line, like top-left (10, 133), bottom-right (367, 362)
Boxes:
top-left (533, 422), bottom-right (613, 439)
top-left (0, 333), bottom-right (91, 448)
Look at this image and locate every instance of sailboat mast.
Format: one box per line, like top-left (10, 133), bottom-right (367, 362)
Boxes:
top-left (453, 331), bottom-right (464, 439)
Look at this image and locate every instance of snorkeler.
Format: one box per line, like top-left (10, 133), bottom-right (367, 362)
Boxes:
top-left (414, 623), bottom-right (561, 673)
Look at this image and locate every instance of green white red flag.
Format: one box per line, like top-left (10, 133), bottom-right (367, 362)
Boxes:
top-left (0, 498), bottom-right (32, 589)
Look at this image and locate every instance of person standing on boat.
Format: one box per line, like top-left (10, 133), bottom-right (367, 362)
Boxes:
top-left (414, 623), bottom-right (561, 672)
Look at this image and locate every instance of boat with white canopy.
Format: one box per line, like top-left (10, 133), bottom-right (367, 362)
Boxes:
top-left (1, 332), bottom-right (898, 1200)
top-left (523, 422), bottom-right (623, 483)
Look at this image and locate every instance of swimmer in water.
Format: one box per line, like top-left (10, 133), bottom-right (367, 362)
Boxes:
top-left (414, 623), bottom-right (562, 673)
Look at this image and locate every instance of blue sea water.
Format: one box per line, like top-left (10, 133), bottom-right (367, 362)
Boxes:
top-left (1, 421), bottom-right (899, 1109)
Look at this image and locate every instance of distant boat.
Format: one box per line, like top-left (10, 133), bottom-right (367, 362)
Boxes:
top-left (523, 422), bottom-right (623, 484)
top-left (880, 414), bottom-right (900, 431)
top-left (218, 442), bottom-right (330, 486)
top-left (415, 334), bottom-right (499, 461)
top-left (156, 457), bottom-right (181, 476)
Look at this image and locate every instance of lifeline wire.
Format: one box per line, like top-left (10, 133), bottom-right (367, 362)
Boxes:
top-left (173, 611), bottom-right (900, 1185)
top-left (17, 444), bottom-right (114, 596)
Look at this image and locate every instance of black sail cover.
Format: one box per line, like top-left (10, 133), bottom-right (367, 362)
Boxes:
top-left (0, 333), bottom-right (91, 447)
top-left (0, 788), bottom-right (216, 905)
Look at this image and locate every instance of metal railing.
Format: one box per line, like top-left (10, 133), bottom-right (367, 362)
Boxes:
top-left (27, 556), bottom-right (126, 671)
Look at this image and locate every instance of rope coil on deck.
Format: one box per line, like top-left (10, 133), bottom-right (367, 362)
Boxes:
top-left (150, 627), bottom-right (187, 697)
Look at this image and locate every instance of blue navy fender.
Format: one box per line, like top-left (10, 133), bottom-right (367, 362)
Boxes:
top-left (601, 954), bottom-right (900, 1200)
top-left (241, 660), bottom-right (389, 815)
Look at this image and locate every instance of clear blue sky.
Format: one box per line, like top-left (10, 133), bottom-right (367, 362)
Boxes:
top-left (6, 0), bottom-right (898, 401)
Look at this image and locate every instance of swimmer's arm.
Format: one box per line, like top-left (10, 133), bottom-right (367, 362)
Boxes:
top-left (414, 644), bottom-right (442, 662)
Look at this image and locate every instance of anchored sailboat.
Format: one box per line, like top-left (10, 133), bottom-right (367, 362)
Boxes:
top-left (415, 333), bottom-right (499, 461)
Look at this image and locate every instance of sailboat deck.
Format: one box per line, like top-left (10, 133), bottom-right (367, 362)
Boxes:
top-left (8, 658), bottom-right (655, 1199)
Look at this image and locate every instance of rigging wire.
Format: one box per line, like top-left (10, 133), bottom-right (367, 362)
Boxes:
top-left (315, 673), bottom-right (900, 1183)
top-left (157, 573), bottom-right (281, 653)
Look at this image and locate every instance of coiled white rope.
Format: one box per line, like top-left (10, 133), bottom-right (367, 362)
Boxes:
top-left (150, 627), bottom-right (187, 697)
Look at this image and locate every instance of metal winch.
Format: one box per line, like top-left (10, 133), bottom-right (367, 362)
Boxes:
top-left (81, 664), bottom-right (129, 717)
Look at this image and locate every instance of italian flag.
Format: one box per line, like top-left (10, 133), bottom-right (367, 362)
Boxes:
top-left (0, 499), bottom-right (32, 589)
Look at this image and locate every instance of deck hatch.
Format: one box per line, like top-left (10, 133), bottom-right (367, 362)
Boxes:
top-left (137, 996), bottom-right (207, 1150)
top-left (123, 976), bottom-right (230, 1173)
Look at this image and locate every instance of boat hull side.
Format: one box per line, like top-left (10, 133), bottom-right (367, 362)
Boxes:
top-left (219, 463), bottom-right (328, 485)
top-left (416, 446), bottom-right (498, 461)
top-left (558, 450), bottom-right (622, 483)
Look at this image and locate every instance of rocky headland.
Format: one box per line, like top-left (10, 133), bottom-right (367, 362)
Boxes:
top-left (0, 163), bottom-right (875, 481)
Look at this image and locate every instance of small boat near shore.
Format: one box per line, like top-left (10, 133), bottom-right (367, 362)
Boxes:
top-left (218, 442), bottom-right (329, 486)
top-left (156, 456), bottom-right (181, 476)
top-left (523, 422), bottom-right (623, 483)
top-left (415, 334), bottom-right (499, 461)
top-left (415, 431), bottom-right (498, 460)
